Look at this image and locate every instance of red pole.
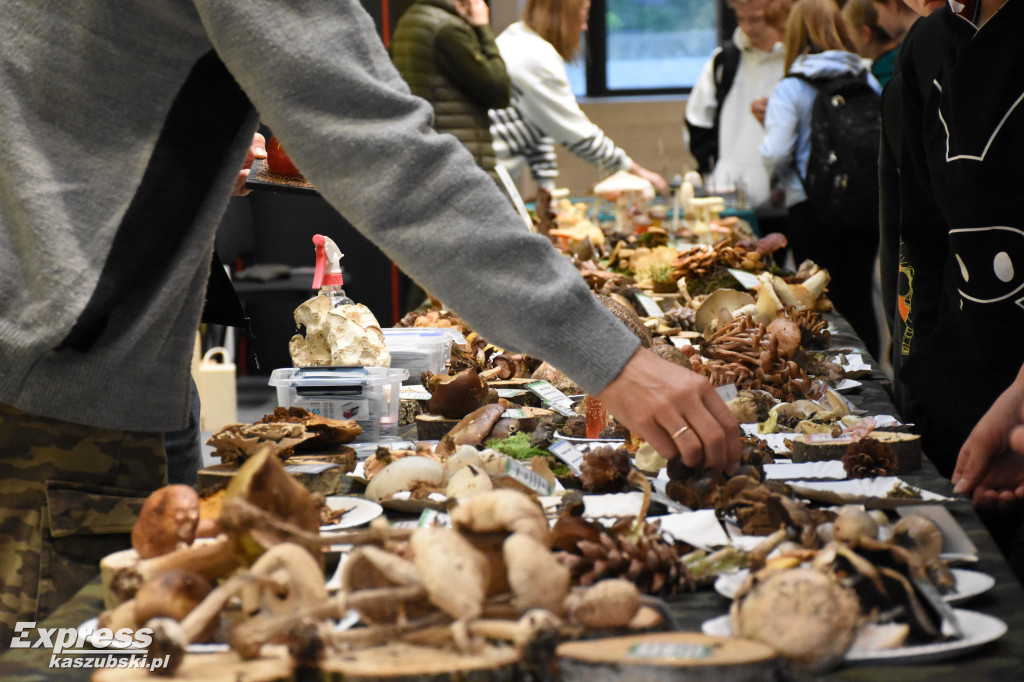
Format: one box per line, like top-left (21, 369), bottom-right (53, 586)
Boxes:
top-left (382, 0), bottom-right (400, 324)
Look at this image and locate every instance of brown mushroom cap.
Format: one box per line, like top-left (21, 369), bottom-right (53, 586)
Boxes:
top-left (132, 485), bottom-right (201, 559)
top-left (426, 368), bottom-right (488, 419)
top-left (767, 316), bottom-right (801, 360)
top-left (134, 570), bottom-right (215, 641)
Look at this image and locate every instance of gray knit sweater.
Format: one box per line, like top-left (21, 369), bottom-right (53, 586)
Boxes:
top-left (0, 0), bottom-right (639, 432)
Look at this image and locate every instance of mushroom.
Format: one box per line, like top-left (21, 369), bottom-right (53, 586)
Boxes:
top-left (364, 456), bottom-right (446, 503)
top-left (131, 485), bottom-right (201, 559)
top-left (134, 570), bottom-right (216, 642)
top-left (593, 170), bottom-right (655, 233)
top-left (695, 289), bottom-right (756, 333)
top-left (831, 506), bottom-right (879, 544)
top-left (423, 368), bottom-right (488, 418)
top-left (567, 579), bottom-right (642, 629)
top-left (436, 402), bottom-right (507, 457)
top-left (503, 532), bottom-right (570, 615)
top-left (767, 317), bottom-right (801, 360)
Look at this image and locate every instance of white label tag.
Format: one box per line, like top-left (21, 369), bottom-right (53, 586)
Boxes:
top-left (400, 385), bottom-right (432, 401)
top-left (503, 458), bottom-right (554, 495)
top-left (548, 439), bottom-right (585, 475)
top-left (526, 381), bottom-right (576, 417)
top-left (502, 408), bottom-right (528, 419)
top-left (804, 433), bottom-right (855, 444)
top-left (628, 643), bottom-right (713, 660)
top-left (495, 388), bottom-right (529, 398)
top-left (714, 384), bottom-right (739, 402)
top-left (634, 293), bottom-right (665, 318)
top-left (417, 509), bottom-right (451, 527)
top-left (728, 268), bottom-right (761, 290)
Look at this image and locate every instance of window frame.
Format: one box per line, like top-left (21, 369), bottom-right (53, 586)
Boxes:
top-left (581, 0), bottom-right (736, 98)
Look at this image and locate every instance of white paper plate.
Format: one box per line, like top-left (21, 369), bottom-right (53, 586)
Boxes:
top-left (551, 430), bottom-right (624, 446)
top-left (321, 496), bottom-right (383, 531)
top-left (714, 568), bottom-right (994, 604)
top-left (702, 608), bottom-right (1005, 664)
top-left (764, 460), bottom-right (847, 480)
top-left (787, 477), bottom-right (953, 508)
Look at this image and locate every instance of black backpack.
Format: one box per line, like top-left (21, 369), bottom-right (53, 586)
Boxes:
top-left (686, 42), bottom-right (741, 175)
top-left (790, 72), bottom-right (881, 234)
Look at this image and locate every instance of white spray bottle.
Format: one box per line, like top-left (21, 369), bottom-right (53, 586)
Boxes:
top-left (311, 234), bottom-right (354, 308)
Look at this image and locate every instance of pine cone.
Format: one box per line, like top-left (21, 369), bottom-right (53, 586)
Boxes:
top-left (555, 518), bottom-right (691, 596)
top-left (580, 446), bottom-right (632, 493)
top-left (842, 438), bottom-right (896, 478)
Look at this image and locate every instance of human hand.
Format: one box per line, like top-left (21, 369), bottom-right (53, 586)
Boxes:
top-left (453, 0), bottom-right (490, 26)
top-left (231, 132), bottom-right (267, 197)
top-left (751, 98), bottom-right (769, 125)
top-left (629, 163), bottom-right (671, 198)
top-left (952, 366), bottom-right (1024, 507)
top-left (596, 347), bottom-right (742, 472)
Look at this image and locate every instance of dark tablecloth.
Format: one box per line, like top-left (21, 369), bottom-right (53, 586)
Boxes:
top-left (2, 316), bottom-right (1021, 680)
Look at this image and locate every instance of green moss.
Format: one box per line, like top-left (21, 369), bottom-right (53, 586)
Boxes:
top-left (485, 432), bottom-right (570, 477)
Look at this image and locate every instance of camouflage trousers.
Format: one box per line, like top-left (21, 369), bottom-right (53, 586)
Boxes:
top-left (0, 403), bottom-right (166, 653)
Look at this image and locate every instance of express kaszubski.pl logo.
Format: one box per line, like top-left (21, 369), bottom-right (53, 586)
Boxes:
top-left (11, 622), bottom-right (170, 672)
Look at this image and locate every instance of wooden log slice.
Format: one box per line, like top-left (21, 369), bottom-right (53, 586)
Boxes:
top-left (790, 431), bottom-right (922, 474)
top-left (197, 450), bottom-right (355, 496)
top-left (319, 642), bottom-right (521, 680)
top-left (556, 632), bottom-right (780, 682)
top-left (415, 413), bottom-right (462, 441)
top-left (93, 647), bottom-right (293, 682)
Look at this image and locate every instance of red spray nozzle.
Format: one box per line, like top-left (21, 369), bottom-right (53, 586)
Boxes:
top-left (311, 234), bottom-right (344, 289)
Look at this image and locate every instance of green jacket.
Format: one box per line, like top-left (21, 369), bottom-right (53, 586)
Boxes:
top-left (391, 0), bottom-right (510, 173)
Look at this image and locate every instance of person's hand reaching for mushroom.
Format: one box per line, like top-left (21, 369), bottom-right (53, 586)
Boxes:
top-left (597, 347), bottom-right (742, 472)
top-left (231, 132), bottom-right (267, 197)
top-left (628, 162), bottom-right (670, 198)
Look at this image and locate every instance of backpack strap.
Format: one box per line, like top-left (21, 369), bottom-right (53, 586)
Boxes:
top-left (714, 41), bottom-right (742, 113)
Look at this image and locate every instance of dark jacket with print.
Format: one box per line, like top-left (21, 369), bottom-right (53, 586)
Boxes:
top-left (886, 0), bottom-right (1024, 472)
top-left (391, 0), bottom-right (510, 173)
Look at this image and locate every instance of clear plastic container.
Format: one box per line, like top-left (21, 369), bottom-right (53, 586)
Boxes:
top-left (381, 328), bottom-right (465, 384)
top-left (268, 366), bottom-right (408, 442)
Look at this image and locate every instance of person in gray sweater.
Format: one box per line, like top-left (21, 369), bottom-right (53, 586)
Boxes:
top-left (0, 0), bottom-right (739, 641)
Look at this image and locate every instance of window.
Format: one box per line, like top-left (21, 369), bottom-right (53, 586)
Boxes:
top-left (578, 0), bottom-right (729, 96)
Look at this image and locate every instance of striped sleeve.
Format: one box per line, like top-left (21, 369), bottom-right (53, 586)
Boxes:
top-left (490, 105), bottom-right (559, 187)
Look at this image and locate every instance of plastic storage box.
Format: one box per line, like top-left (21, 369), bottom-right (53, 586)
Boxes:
top-left (268, 366), bottom-right (408, 442)
top-left (382, 328), bottom-right (465, 384)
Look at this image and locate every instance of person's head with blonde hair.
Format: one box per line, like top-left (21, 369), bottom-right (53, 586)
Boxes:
top-left (523, 0), bottom-right (591, 62)
top-left (783, 0), bottom-right (859, 72)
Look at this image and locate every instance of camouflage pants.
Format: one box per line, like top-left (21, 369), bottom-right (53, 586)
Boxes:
top-left (0, 403), bottom-right (166, 653)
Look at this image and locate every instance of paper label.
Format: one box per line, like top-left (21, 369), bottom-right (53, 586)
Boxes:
top-left (298, 397), bottom-right (371, 421)
top-left (727, 268), bottom-right (761, 290)
top-left (400, 385), bottom-right (432, 401)
top-left (503, 458), bottom-right (554, 495)
top-left (634, 293), bottom-right (666, 318)
top-left (502, 408), bottom-right (528, 419)
top-left (714, 384), bottom-right (739, 402)
top-left (804, 433), bottom-right (855, 444)
top-left (495, 388), bottom-right (529, 398)
top-left (526, 381), bottom-right (576, 417)
top-left (628, 643), bottom-right (713, 660)
top-left (417, 509), bottom-right (451, 528)
top-left (548, 440), bottom-right (585, 475)
top-left (284, 462), bottom-right (339, 475)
